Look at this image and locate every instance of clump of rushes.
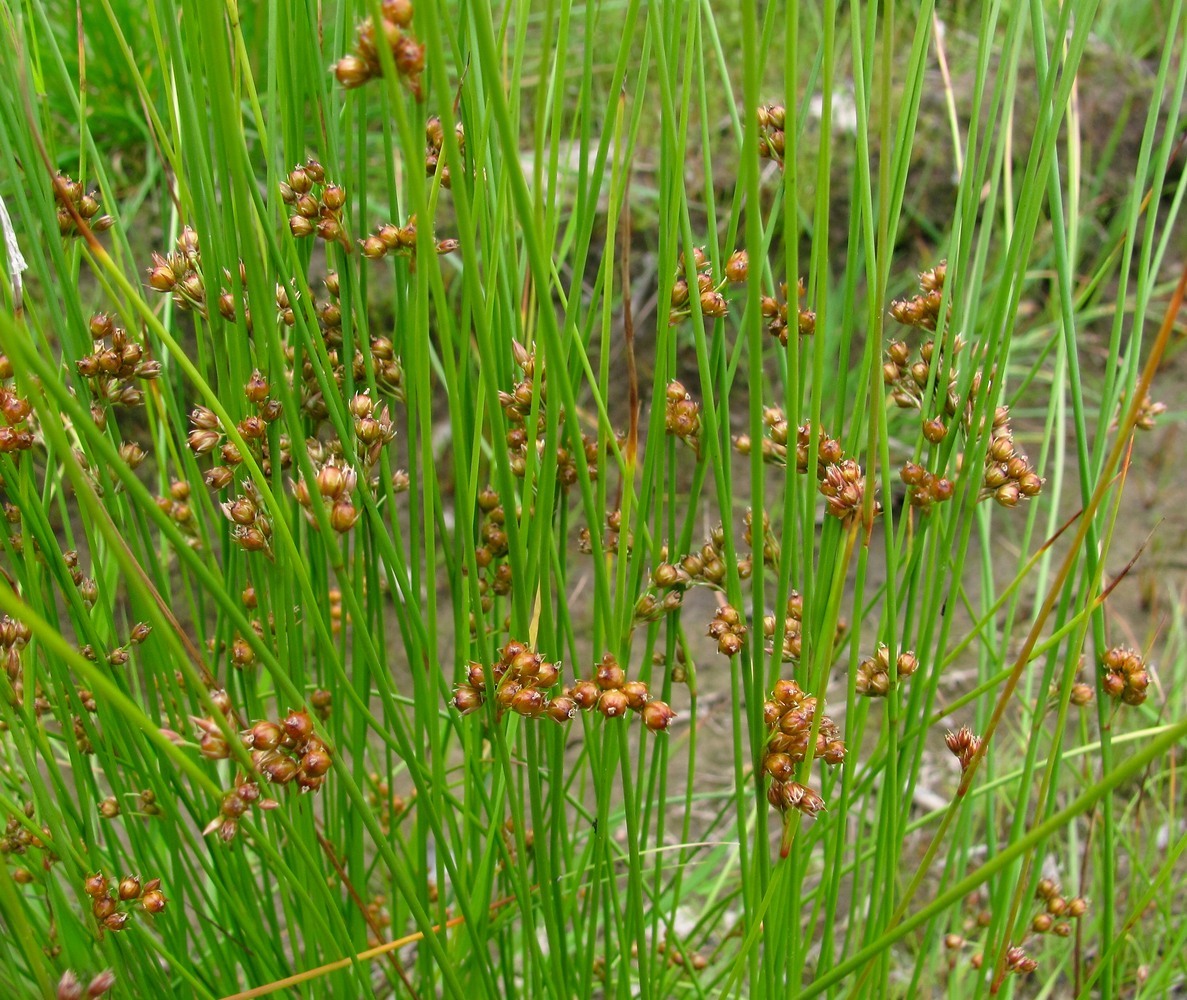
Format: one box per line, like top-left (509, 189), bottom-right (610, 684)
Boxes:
top-left (762, 679), bottom-right (846, 842)
top-left (333, 0), bottom-right (425, 98)
top-left (664, 380), bottom-right (701, 455)
top-left (855, 643), bottom-right (919, 697)
top-left (52, 173), bottom-right (114, 238)
top-left (55, 969), bottom-right (115, 1000)
top-left (82, 872), bottom-right (165, 934)
top-left (708, 605), bottom-right (746, 657)
top-left (277, 160), bottom-right (350, 248)
top-left (945, 726), bottom-right (981, 773)
top-left (1100, 645), bottom-right (1151, 706)
top-left (202, 778), bottom-right (280, 844)
top-left (424, 115), bottom-right (465, 188)
top-left (756, 103), bottom-right (786, 168)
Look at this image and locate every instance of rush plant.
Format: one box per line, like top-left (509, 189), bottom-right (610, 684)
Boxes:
top-left (0, 1), bottom-right (1185, 997)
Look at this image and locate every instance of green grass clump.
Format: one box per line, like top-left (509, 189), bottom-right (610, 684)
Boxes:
top-left (1, 0), bottom-right (1186, 997)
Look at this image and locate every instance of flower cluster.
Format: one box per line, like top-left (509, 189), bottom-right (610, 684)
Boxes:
top-left (889, 262), bottom-right (947, 330)
top-left (1029, 877), bottom-right (1088, 937)
top-left (202, 778), bottom-right (280, 844)
top-left (762, 592), bottom-right (804, 662)
top-left (1, 800), bottom-right (56, 880)
top-left (568, 653), bottom-right (677, 730)
top-left (761, 278), bottom-right (815, 345)
top-left (452, 639), bottom-right (568, 723)
top-left (674, 522), bottom-right (751, 588)
top-left (882, 334), bottom-right (967, 415)
top-left (820, 458), bottom-right (878, 524)
top-left (707, 605), bottom-right (746, 657)
top-left (73, 313), bottom-right (160, 421)
top-left (244, 709), bottom-right (333, 792)
top-left (83, 872), bottom-right (165, 933)
top-left (762, 679), bottom-right (845, 818)
top-left (976, 407), bottom-right (1042, 508)
top-left (425, 115), bottom-right (465, 188)
top-left (498, 341), bottom-right (603, 489)
top-left (360, 214), bottom-right (459, 260)
top-left (663, 380), bottom-right (701, 454)
top-left (1101, 645), bottom-right (1150, 706)
top-left (855, 643), bottom-right (919, 697)
top-left (944, 726), bottom-right (981, 773)
top-left (145, 226), bottom-right (208, 312)
top-left (743, 507), bottom-right (780, 567)
top-left (333, 0), bottom-right (425, 97)
top-left (55, 969), bottom-right (115, 1000)
top-left (899, 460), bottom-right (955, 511)
top-left (669, 247), bottom-right (726, 325)
top-left (756, 103), bottom-right (786, 168)
top-left (52, 173), bottom-right (113, 238)
top-left (280, 160), bottom-right (350, 248)
top-left (0, 356), bottom-right (35, 456)
top-left (734, 413), bottom-right (841, 478)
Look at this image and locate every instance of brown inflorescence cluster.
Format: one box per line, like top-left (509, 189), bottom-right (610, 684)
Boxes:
top-left (425, 115), bottom-right (465, 188)
top-left (74, 313), bottom-right (161, 424)
top-left (279, 160), bottom-right (351, 248)
top-left (944, 726), bottom-right (981, 773)
top-left (707, 605), bottom-right (746, 658)
top-left (0, 354), bottom-right (35, 457)
top-left (52, 173), bottom-right (114, 238)
top-left (202, 777), bottom-right (280, 844)
top-left (452, 643), bottom-right (677, 732)
top-left (360, 213), bottom-right (459, 260)
top-left (83, 871), bottom-right (165, 934)
top-left (667, 245), bottom-right (813, 344)
top-left (756, 103), bottom-right (786, 168)
top-left (2, 800), bottom-right (57, 883)
top-left (55, 969), bottom-right (116, 1000)
top-left (734, 412), bottom-right (841, 475)
top-left (333, 0), bottom-right (425, 97)
top-left (761, 592), bottom-right (805, 662)
top-left (855, 643), bottom-right (919, 697)
top-left (899, 460), bottom-right (955, 511)
top-left (889, 262), bottom-right (947, 330)
top-left (975, 406), bottom-right (1042, 509)
top-left (1100, 645), bottom-right (1150, 706)
top-left (761, 679), bottom-right (845, 819)
top-left (498, 341), bottom-right (605, 490)
top-left (664, 380), bottom-right (702, 455)
top-left (761, 277), bottom-right (815, 346)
